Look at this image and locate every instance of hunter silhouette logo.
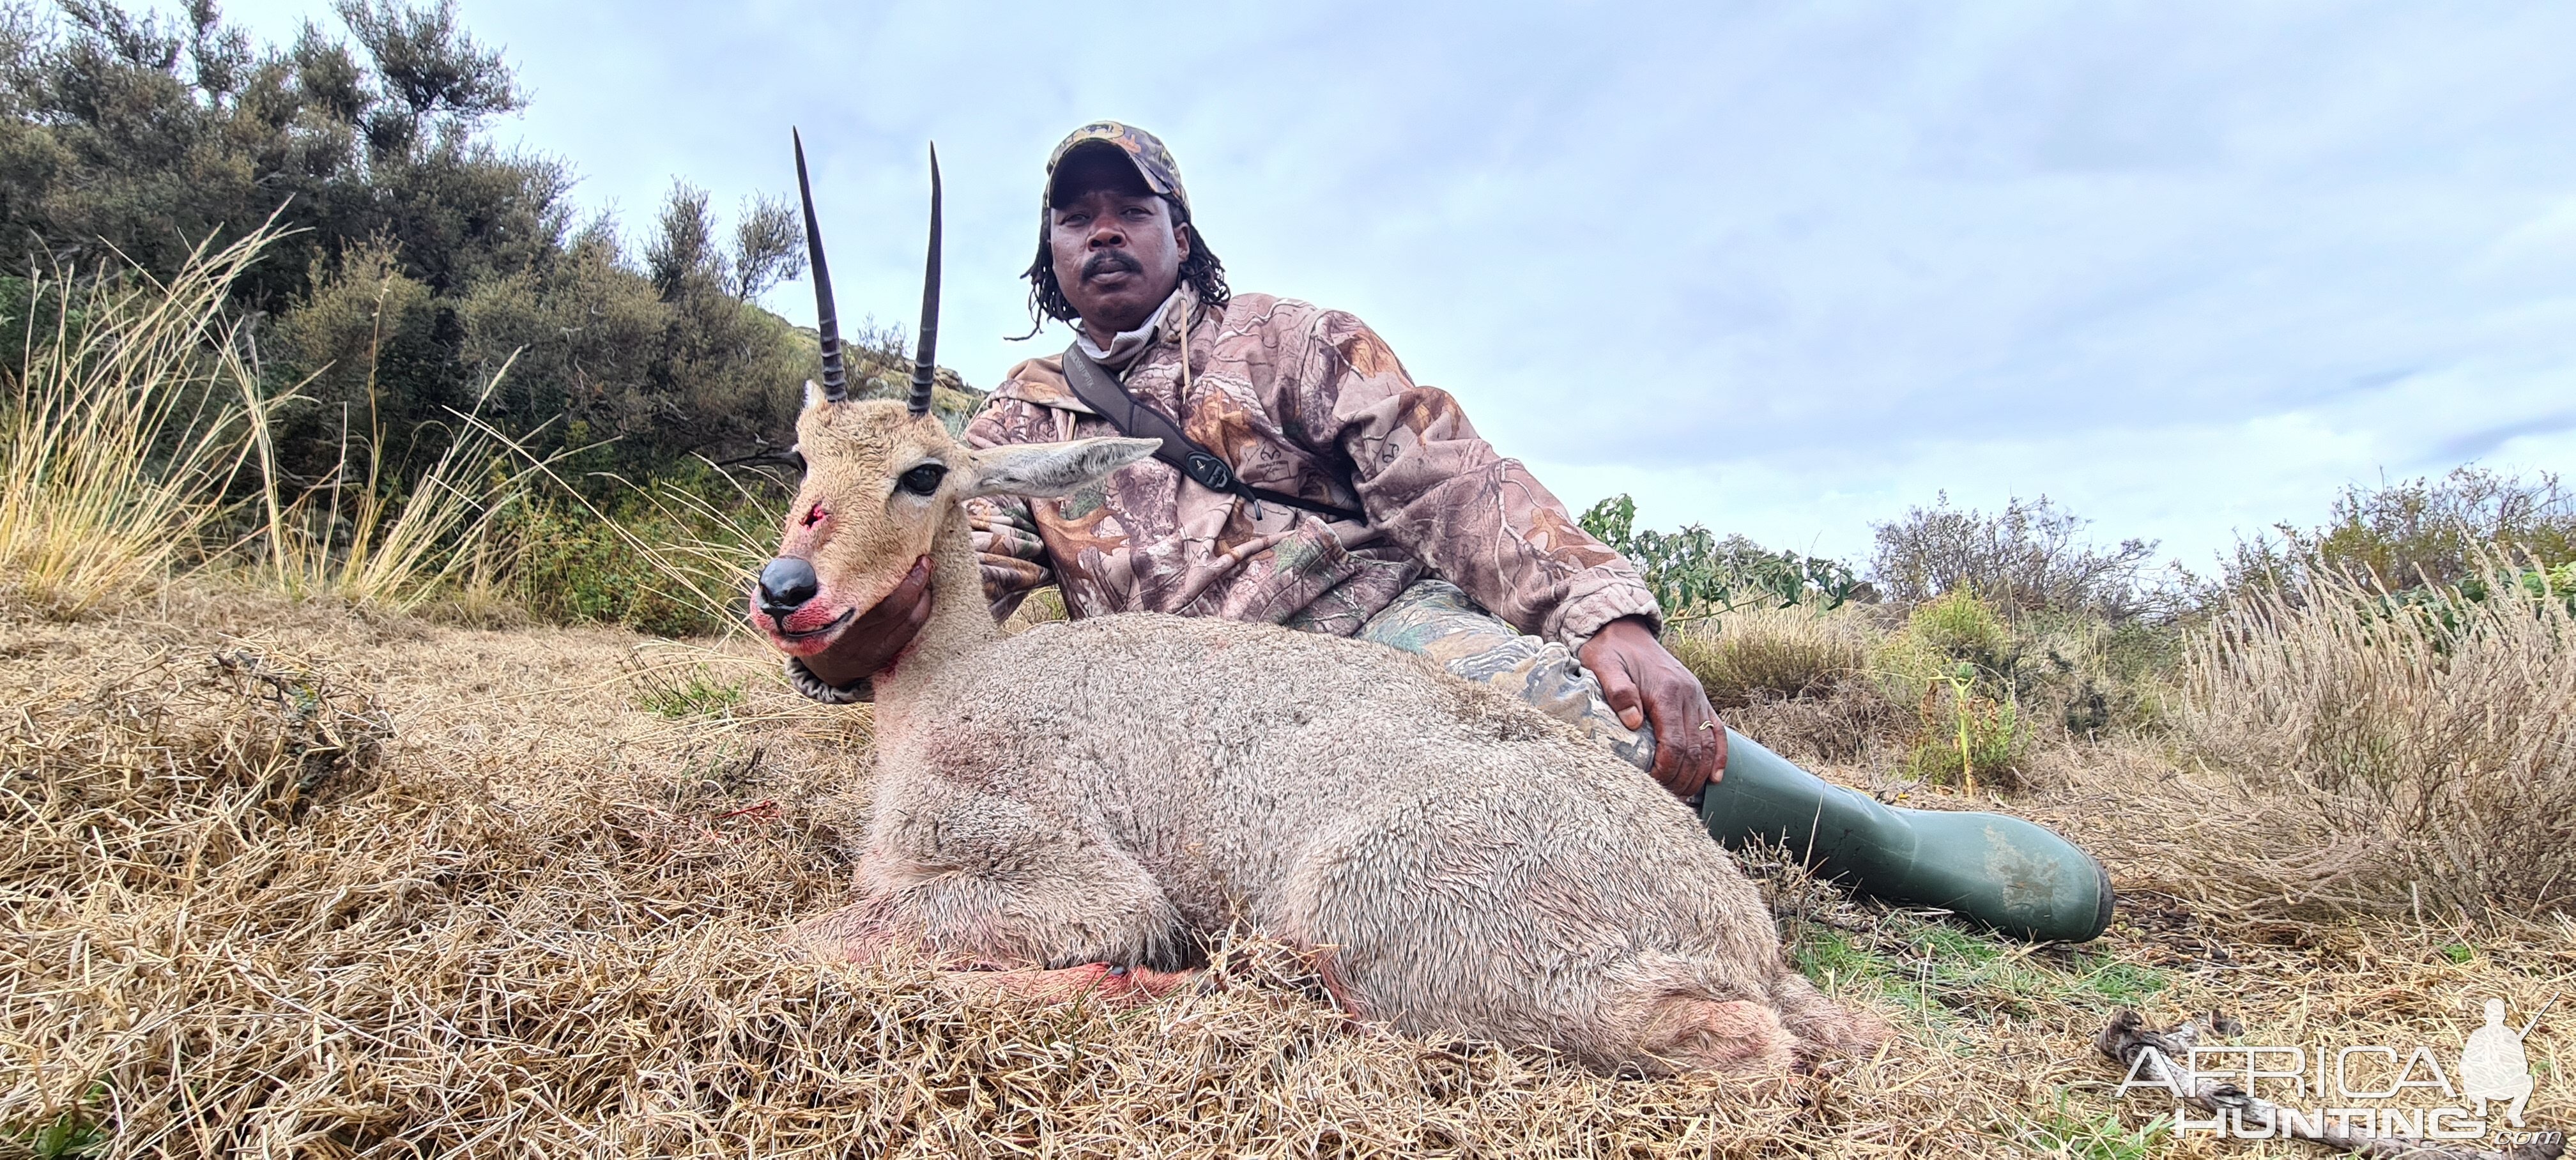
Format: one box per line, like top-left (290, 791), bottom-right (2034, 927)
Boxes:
top-left (2462, 997), bottom-right (2545, 1128)
top-left (2114, 993), bottom-right (2559, 1143)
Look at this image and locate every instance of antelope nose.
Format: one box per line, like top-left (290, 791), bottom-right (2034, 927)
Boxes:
top-left (757, 557), bottom-right (820, 616)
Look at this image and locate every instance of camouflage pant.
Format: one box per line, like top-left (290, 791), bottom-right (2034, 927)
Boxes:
top-left (1357, 579), bottom-right (1658, 772)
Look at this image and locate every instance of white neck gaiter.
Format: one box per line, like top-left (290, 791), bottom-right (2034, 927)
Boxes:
top-left (1074, 287), bottom-right (1185, 371)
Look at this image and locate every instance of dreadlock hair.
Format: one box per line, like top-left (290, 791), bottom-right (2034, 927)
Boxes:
top-left (1020, 195), bottom-right (1230, 335)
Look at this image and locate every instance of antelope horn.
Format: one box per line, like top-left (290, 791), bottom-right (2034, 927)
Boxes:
top-left (792, 128), bottom-right (845, 402)
top-left (908, 142), bottom-right (942, 419)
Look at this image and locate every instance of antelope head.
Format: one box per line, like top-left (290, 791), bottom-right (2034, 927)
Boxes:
top-left (751, 133), bottom-right (1152, 661)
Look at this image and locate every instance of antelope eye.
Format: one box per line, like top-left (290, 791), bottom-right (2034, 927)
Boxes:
top-left (897, 463), bottom-right (948, 496)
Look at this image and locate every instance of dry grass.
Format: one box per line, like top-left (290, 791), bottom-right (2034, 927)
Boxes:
top-left (244, 346), bottom-right (533, 615)
top-left (2174, 565), bottom-right (2576, 920)
top-left (3, 586), bottom-right (2568, 1157)
top-left (1728, 684), bottom-right (1909, 768)
top-left (0, 231), bottom-right (287, 616)
top-left (1668, 607), bottom-right (1876, 712)
top-left (1, 225), bottom-right (529, 624)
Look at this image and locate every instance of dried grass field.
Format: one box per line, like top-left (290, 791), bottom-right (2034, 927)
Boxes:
top-left (5, 240), bottom-right (2573, 1158)
top-left (4, 581), bottom-right (2568, 1157)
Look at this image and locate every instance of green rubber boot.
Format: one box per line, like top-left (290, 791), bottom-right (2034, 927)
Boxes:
top-left (1699, 729), bottom-right (2115, 943)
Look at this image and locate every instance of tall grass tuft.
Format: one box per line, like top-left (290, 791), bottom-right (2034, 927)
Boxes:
top-left (0, 231), bottom-right (286, 615)
top-left (488, 435), bottom-right (783, 637)
top-left (1667, 606), bottom-right (1874, 710)
top-left (242, 342), bottom-right (533, 613)
top-left (2181, 556), bottom-right (2576, 918)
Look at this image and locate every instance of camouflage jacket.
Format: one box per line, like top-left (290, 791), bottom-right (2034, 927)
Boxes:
top-left (963, 289), bottom-right (1660, 649)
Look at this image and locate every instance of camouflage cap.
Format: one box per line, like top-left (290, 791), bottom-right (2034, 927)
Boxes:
top-left (1044, 121), bottom-right (1191, 219)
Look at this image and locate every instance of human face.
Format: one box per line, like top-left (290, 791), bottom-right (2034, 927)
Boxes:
top-left (1046, 149), bottom-right (1192, 343)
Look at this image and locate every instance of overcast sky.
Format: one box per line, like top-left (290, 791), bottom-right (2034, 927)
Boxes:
top-left (220, 1), bottom-right (2576, 566)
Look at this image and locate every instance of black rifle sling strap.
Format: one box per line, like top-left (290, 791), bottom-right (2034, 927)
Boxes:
top-left (1059, 344), bottom-right (1368, 524)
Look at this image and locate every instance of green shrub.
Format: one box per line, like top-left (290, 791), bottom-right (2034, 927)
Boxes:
top-left (1875, 592), bottom-right (2031, 788)
top-left (1901, 588), bottom-right (2015, 675)
top-left (2375, 558), bottom-right (2576, 646)
top-left (2218, 467), bottom-right (2576, 601)
top-left (1872, 590), bottom-right (2177, 753)
top-left (1578, 494), bottom-right (1866, 618)
top-left (500, 470), bottom-right (778, 637)
top-left (1903, 680), bottom-right (2029, 790)
top-left (1869, 493), bottom-right (2160, 620)
top-left (1995, 611), bottom-right (2184, 740)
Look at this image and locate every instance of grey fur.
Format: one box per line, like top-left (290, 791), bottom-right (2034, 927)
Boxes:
top-left (962, 437), bottom-right (1160, 500)
top-left (785, 401), bottom-right (1883, 1075)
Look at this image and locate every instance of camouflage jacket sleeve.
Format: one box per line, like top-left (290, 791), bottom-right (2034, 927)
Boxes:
top-left (962, 396), bottom-right (1057, 622)
top-left (1300, 310), bottom-right (1664, 648)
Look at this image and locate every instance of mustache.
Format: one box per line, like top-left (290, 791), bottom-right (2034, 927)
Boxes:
top-left (1081, 250), bottom-right (1142, 280)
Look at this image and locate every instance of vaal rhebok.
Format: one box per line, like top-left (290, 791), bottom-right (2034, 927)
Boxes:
top-left (750, 135), bottom-right (1883, 1074)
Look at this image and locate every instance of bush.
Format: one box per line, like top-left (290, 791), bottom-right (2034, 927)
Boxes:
top-left (1876, 591), bottom-right (2030, 790)
top-left (1901, 686), bottom-right (2028, 791)
top-left (0, 0), bottom-right (846, 489)
top-left (505, 503), bottom-right (686, 632)
top-left (500, 468), bottom-right (782, 637)
top-left (1578, 494), bottom-right (1866, 618)
top-left (2179, 558), bottom-right (2576, 918)
top-left (2218, 467), bottom-right (2576, 600)
top-left (2017, 615), bottom-right (2179, 740)
top-left (1869, 494), bottom-right (2159, 620)
top-left (1893, 588), bottom-right (2014, 676)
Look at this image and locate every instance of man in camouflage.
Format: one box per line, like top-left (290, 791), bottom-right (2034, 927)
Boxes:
top-left (796, 121), bottom-right (1726, 797)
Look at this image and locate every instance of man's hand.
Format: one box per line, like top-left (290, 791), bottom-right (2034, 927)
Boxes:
top-left (1579, 616), bottom-right (1726, 798)
top-left (800, 556), bottom-right (935, 687)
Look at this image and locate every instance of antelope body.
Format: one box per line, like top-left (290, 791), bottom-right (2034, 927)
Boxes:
top-left (752, 135), bottom-right (1882, 1074)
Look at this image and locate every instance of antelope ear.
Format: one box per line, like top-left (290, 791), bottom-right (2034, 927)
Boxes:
top-left (802, 379), bottom-right (828, 410)
top-left (962, 437), bottom-right (1160, 499)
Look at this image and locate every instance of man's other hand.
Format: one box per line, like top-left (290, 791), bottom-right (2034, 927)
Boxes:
top-left (1579, 615), bottom-right (1726, 799)
top-left (802, 556), bottom-right (935, 688)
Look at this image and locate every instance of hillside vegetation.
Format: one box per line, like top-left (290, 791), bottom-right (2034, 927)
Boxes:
top-left (0, 0), bottom-right (993, 636)
top-left (0, 0), bottom-right (822, 477)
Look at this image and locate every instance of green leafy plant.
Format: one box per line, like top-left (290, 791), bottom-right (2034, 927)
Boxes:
top-left (1905, 677), bottom-right (2028, 790)
top-left (2374, 558), bottom-right (2576, 646)
top-left (1885, 592), bottom-right (2029, 788)
top-left (1579, 494), bottom-right (1864, 618)
top-left (10, 1080), bottom-right (111, 1159)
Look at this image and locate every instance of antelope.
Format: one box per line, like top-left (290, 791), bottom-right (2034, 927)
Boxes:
top-left (752, 134), bottom-right (1884, 1074)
